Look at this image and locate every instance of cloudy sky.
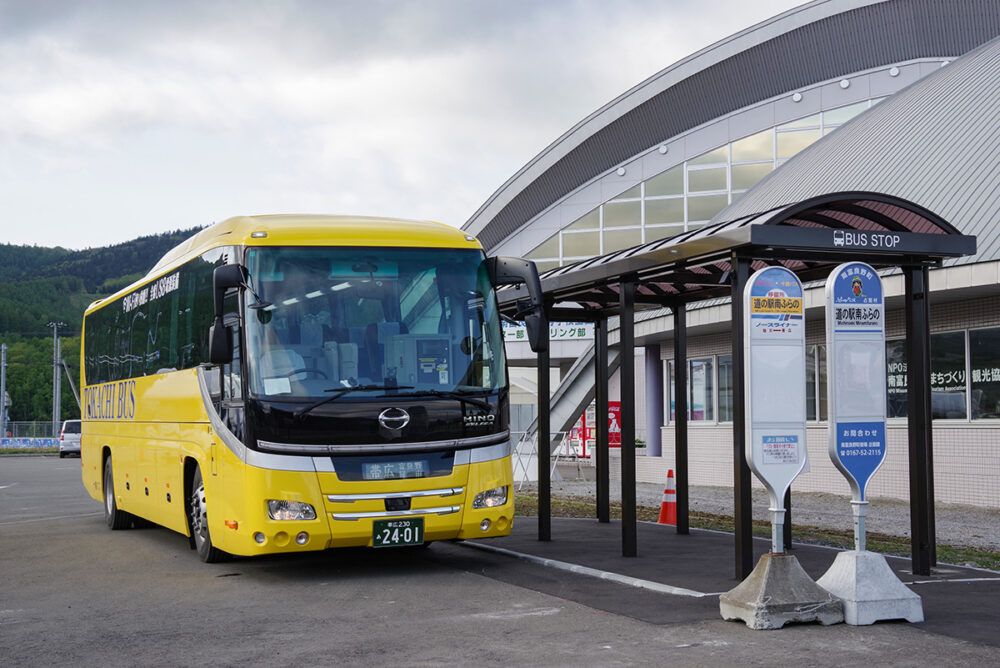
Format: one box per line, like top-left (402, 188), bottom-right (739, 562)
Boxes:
top-left (0, 0), bottom-right (804, 250)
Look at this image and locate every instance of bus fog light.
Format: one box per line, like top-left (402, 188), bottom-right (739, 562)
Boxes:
top-left (480, 519), bottom-right (491, 532)
top-left (296, 532), bottom-right (309, 545)
top-left (472, 486), bottom-right (507, 509)
top-left (267, 499), bottom-right (317, 521)
top-left (254, 532), bottom-right (266, 544)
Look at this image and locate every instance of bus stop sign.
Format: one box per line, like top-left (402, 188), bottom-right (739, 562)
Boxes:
top-left (825, 261), bottom-right (887, 503)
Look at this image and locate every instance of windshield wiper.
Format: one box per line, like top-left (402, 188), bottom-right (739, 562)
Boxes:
top-left (293, 384), bottom-right (414, 419)
top-left (386, 389), bottom-right (493, 411)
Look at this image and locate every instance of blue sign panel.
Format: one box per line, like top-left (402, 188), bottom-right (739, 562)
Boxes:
top-left (834, 421), bottom-right (886, 501)
top-left (830, 263), bottom-right (884, 333)
top-left (826, 261), bottom-right (887, 506)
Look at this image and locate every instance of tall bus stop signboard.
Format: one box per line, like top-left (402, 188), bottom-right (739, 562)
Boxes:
top-left (816, 262), bottom-right (923, 625)
top-left (743, 266), bottom-right (807, 554)
top-left (723, 266), bottom-right (843, 630)
top-left (824, 262), bottom-right (887, 548)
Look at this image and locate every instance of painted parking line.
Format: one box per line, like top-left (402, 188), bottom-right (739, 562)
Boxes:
top-left (0, 511), bottom-right (103, 526)
top-left (460, 540), bottom-right (716, 598)
top-left (909, 577), bottom-right (1000, 585)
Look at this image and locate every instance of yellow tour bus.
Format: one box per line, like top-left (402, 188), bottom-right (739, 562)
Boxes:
top-left (80, 215), bottom-right (546, 562)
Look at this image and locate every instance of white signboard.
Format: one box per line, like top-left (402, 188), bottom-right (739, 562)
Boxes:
top-left (503, 321), bottom-right (593, 342)
top-left (744, 266), bottom-right (808, 553)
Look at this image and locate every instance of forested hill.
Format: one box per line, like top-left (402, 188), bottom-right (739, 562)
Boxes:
top-left (0, 227), bottom-right (202, 337)
top-left (0, 227), bottom-right (202, 290)
top-left (1, 226), bottom-right (204, 423)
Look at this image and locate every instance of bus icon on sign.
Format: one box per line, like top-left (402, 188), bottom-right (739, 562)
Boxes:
top-left (833, 230), bottom-right (845, 247)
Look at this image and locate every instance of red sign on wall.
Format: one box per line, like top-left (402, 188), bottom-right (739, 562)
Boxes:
top-left (608, 401), bottom-right (621, 448)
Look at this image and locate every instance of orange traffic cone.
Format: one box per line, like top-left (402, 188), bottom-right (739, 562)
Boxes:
top-left (657, 469), bottom-right (677, 526)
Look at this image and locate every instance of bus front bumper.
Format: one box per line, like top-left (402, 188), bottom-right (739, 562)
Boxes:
top-left (215, 460), bottom-right (514, 556)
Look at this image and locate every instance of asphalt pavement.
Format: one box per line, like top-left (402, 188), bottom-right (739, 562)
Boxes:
top-left (3, 454), bottom-right (1000, 666)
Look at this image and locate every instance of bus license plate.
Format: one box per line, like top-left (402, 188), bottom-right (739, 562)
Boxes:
top-left (372, 518), bottom-right (424, 548)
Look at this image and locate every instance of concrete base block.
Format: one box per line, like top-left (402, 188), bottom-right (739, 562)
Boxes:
top-left (720, 553), bottom-right (844, 630)
top-left (816, 550), bottom-right (924, 625)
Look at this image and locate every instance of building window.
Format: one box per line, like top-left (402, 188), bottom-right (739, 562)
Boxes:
top-left (668, 357), bottom-right (715, 422)
top-left (688, 166), bottom-right (727, 192)
top-left (718, 354), bottom-right (734, 422)
top-left (603, 227), bottom-right (643, 253)
top-left (805, 344), bottom-right (828, 421)
top-left (886, 331), bottom-right (969, 420)
top-left (886, 339), bottom-right (907, 418)
top-left (970, 327), bottom-right (1000, 419)
top-left (562, 231), bottom-right (599, 257)
top-left (932, 331), bottom-right (967, 419)
top-left (646, 165), bottom-right (683, 196)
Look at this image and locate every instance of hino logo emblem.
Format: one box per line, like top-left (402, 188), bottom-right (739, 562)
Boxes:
top-left (378, 407), bottom-right (410, 431)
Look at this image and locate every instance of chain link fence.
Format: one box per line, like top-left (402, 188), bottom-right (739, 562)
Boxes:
top-left (0, 421), bottom-right (59, 449)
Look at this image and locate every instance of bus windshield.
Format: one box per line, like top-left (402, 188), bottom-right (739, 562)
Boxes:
top-left (244, 246), bottom-right (507, 400)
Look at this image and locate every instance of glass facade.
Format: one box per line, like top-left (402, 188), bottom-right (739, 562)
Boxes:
top-left (525, 99), bottom-right (883, 269)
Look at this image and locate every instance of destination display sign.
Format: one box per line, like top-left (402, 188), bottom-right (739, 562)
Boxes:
top-left (748, 267), bottom-right (804, 340)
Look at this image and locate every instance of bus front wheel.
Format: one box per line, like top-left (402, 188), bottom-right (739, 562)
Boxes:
top-left (103, 456), bottom-right (135, 530)
top-left (187, 466), bottom-right (227, 563)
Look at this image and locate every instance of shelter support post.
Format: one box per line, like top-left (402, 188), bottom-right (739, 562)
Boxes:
top-left (731, 255), bottom-right (753, 579)
top-left (537, 328), bottom-right (551, 542)
top-left (595, 317), bottom-right (610, 523)
top-left (620, 278), bottom-right (637, 557)
top-left (672, 304), bottom-right (689, 535)
top-left (905, 265), bottom-right (935, 575)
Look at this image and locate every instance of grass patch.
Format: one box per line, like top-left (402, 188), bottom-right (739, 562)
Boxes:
top-left (515, 492), bottom-right (1000, 572)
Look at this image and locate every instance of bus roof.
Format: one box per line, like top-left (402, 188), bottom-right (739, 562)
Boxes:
top-left (86, 214), bottom-right (483, 314)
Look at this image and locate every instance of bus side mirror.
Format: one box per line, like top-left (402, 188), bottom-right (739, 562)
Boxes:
top-left (522, 305), bottom-right (546, 353)
top-left (208, 321), bottom-right (232, 365)
top-left (486, 256), bottom-right (548, 353)
top-left (209, 264), bottom-right (246, 365)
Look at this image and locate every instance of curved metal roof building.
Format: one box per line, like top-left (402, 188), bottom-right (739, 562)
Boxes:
top-left (464, 0), bottom-right (1000, 266)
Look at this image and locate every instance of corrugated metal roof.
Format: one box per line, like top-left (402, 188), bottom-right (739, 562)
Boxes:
top-left (715, 35), bottom-right (1000, 263)
top-left (466, 0), bottom-right (1000, 251)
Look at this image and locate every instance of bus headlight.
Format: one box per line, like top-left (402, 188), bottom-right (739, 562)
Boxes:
top-left (472, 486), bottom-right (508, 509)
top-left (267, 500), bottom-right (317, 521)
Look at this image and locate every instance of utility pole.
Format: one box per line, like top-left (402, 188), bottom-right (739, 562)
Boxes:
top-left (1, 343), bottom-right (8, 439)
top-left (47, 322), bottom-right (66, 438)
top-left (61, 359), bottom-right (81, 410)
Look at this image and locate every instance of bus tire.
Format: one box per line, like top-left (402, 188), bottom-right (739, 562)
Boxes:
top-left (188, 466), bottom-right (228, 563)
top-left (103, 456), bottom-right (135, 530)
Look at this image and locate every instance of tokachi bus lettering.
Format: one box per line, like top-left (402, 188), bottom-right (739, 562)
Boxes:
top-left (84, 381), bottom-right (135, 420)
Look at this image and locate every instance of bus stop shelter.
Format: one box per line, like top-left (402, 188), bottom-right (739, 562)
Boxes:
top-left (496, 191), bottom-right (976, 579)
